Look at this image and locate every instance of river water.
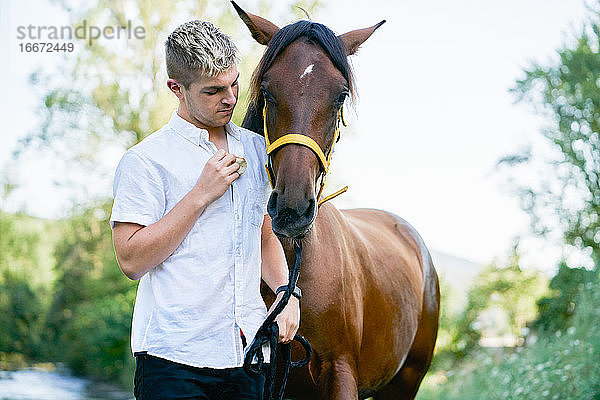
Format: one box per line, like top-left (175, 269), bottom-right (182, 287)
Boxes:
top-left (0, 368), bottom-right (132, 400)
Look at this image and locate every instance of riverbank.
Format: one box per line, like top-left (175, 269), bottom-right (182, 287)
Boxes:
top-left (0, 366), bottom-right (132, 400)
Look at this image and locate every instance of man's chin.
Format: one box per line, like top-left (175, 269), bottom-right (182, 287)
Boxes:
top-left (217, 112), bottom-right (234, 125)
top-left (193, 111), bottom-right (234, 129)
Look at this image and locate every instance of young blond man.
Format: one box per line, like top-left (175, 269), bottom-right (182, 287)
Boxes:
top-left (110, 20), bottom-right (299, 400)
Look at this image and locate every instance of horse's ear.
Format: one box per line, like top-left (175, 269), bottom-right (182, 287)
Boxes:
top-left (338, 20), bottom-right (386, 55)
top-left (231, 1), bottom-right (280, 46)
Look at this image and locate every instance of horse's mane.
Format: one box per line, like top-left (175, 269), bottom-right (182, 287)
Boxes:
top-left (242, 20), bottom-right (355, 135)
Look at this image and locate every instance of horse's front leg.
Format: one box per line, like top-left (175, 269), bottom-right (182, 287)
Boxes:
top-left (313, 356), bottom-right (359, 400)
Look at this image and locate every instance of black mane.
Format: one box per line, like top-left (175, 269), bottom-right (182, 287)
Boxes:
top-left (242, 20), bottom-right (355, 136)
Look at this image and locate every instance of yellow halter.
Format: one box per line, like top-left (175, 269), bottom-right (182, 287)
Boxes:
top-left (262, 105), bottom-right (348, 207)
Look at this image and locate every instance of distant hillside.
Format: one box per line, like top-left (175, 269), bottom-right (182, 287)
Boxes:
top-left (430, 250), bottom-right (483, 311)
top-left (431, 250), bottom-right (482, 290)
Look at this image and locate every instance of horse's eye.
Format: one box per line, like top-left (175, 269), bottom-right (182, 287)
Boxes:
top-left (336, 91), bottom-right (348, 105)
top-left (261, 89), bottom-right (276, 105)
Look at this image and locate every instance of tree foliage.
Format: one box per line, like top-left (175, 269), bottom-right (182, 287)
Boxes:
top-left (420, 273), bottom-right (600, 400)
top-left (447, 246), bottom-right (547, 360)
top-left (510, 2), bottom-right (600, 266)
top-left (0, 271), bottom-right (47, 363)
top-left (44, 201), bottom-right (137, 384)
top-left (0, 213), bottom-right (48, 365)
top-left (420, 3), bottom-right (600, 395)
top-left (532, 261), bottom-right (596, 334)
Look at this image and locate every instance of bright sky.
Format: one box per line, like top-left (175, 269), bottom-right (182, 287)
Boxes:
top-left (0, 0), bottom-right (592, 270)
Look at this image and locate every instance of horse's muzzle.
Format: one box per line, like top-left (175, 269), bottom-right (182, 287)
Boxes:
top-left (267, 191), bottom-right (316, 238)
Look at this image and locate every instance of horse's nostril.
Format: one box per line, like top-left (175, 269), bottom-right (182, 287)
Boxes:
top-left (303, 198), bottom-right (316, 221)
top-left (267, 190), bottom-right (279, 217)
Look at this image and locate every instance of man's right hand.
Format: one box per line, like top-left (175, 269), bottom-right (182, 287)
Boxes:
top-left (113, 150), bottom-right (241, 280)
top-left (193, 149), bottom-right (241, 204)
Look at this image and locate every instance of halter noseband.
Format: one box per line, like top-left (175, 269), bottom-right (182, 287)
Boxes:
top-left (262, 105), bottom-right (348, 206)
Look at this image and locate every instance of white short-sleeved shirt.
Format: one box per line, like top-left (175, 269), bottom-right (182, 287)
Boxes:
top-left (110, 111), bottom-right (271, 369)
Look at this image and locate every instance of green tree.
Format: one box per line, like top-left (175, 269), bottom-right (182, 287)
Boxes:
top-left (449, 245), bottom-right (547, 359)
top-left (509, 1), bottom-right (600, 267)
top-left (532, 261), bottom-right (596, 334)
top-left (0, 271), bottom-right (47, 363)
top-left (0, 212), bottom-right (48, 365)
top-left (45, 201), bottom-right (136, 383)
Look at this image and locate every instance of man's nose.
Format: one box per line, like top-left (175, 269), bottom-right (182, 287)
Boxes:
top-left (222, 88), bottom-right (236, 105)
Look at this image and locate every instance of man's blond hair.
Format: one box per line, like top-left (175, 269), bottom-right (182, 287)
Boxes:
top-left (165, 20), bottom-right (238, 88)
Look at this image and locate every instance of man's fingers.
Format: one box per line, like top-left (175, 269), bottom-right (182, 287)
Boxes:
top-left (276, 320), bottom-right (294, 344)
top-left (276, 320), bottom-right (298, 343)
top-left (226, 172), bottom-right (240, 184)
top-left (272, 295), bottom-right (300, 344)
top-left (219, 154), bottom-right (236, 167)
top-left (211, 149), bottom-right (227, 162)
top-left (276, 321), bottom-right (287, 343)
top-left (210, 151), bottom-right (236, 168)
top-left (223, 161), bottom-right (240, 175)
top-left (287, 323), bottom-right (298, 343)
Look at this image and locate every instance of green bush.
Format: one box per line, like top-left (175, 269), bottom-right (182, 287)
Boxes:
top-left (0, 270), bottom-right (47, 362)
top-left (533, 262), bottom-right (596, 334)
top-left (45, 201), bottom-right (138, 387)
top-left (0, 212), bottom-right (51, 366)
top-left (438, 253), bottom-right (547, 365)
top-left (59, 293), bottom-right (136, 387)
top-left (418, 273), bottom-right (600, 400)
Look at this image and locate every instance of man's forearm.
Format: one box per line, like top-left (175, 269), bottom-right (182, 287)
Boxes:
top-left (114, 187), bottom-right (211, 280)
top-left (260, 218), bottom-right (290, 291)
top-left (260, 215), bottom-right (301, 343)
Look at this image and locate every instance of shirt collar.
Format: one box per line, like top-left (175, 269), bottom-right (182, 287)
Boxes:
top-left (225, 121), bottom-right (241, 141)
top-left (168, 111), bottom-right (240, 146)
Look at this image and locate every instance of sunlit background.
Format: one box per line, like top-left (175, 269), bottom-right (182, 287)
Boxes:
top-left (1, 0), bottom-right (599, 399)
top-left (2, 0), bottom-right (591, 269)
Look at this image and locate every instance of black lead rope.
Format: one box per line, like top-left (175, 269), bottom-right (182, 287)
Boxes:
top-left (243, 238), bottom-right (312, 400)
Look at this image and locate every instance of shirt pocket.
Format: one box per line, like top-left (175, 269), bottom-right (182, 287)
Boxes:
top-left (247, 188), bottom-right (266, 228)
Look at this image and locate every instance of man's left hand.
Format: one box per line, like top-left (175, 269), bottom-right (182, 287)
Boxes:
top-left (268, 291), bottom-right (300, 344)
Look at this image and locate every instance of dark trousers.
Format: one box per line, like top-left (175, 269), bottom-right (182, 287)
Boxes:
top-left (134, 353), bottom-right (265, 400)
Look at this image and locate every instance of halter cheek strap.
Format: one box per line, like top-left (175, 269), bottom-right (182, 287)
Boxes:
top-left (262, 105), bottom-right (348, 207)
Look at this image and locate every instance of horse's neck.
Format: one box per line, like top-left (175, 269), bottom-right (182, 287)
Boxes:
top-left (279, 205), bottom-right (342, 265)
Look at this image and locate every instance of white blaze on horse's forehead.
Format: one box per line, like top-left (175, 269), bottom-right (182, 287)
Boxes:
top-left (300, 64), bottom-right (314, 80)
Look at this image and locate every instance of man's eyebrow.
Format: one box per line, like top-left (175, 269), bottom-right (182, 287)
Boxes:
top-left (201, 73), bottom-right (240, 91)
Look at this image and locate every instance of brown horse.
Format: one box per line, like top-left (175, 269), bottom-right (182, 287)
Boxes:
top-left (233, 3), bottom-right (440, 399)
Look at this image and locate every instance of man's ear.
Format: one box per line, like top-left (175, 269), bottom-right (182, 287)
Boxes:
top-left (167, 79), bottom-right (184, 100)
top-left (338, 20), bottom-right (386, 56)
top-left (231, 1), bottom-right (279, 46)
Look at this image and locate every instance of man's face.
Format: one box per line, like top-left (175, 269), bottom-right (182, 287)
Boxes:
top-left (182, 64), bottom-right (239, 130)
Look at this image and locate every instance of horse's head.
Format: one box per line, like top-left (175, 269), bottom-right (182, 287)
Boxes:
top-left (233, 1), bottom-right (384, 238)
